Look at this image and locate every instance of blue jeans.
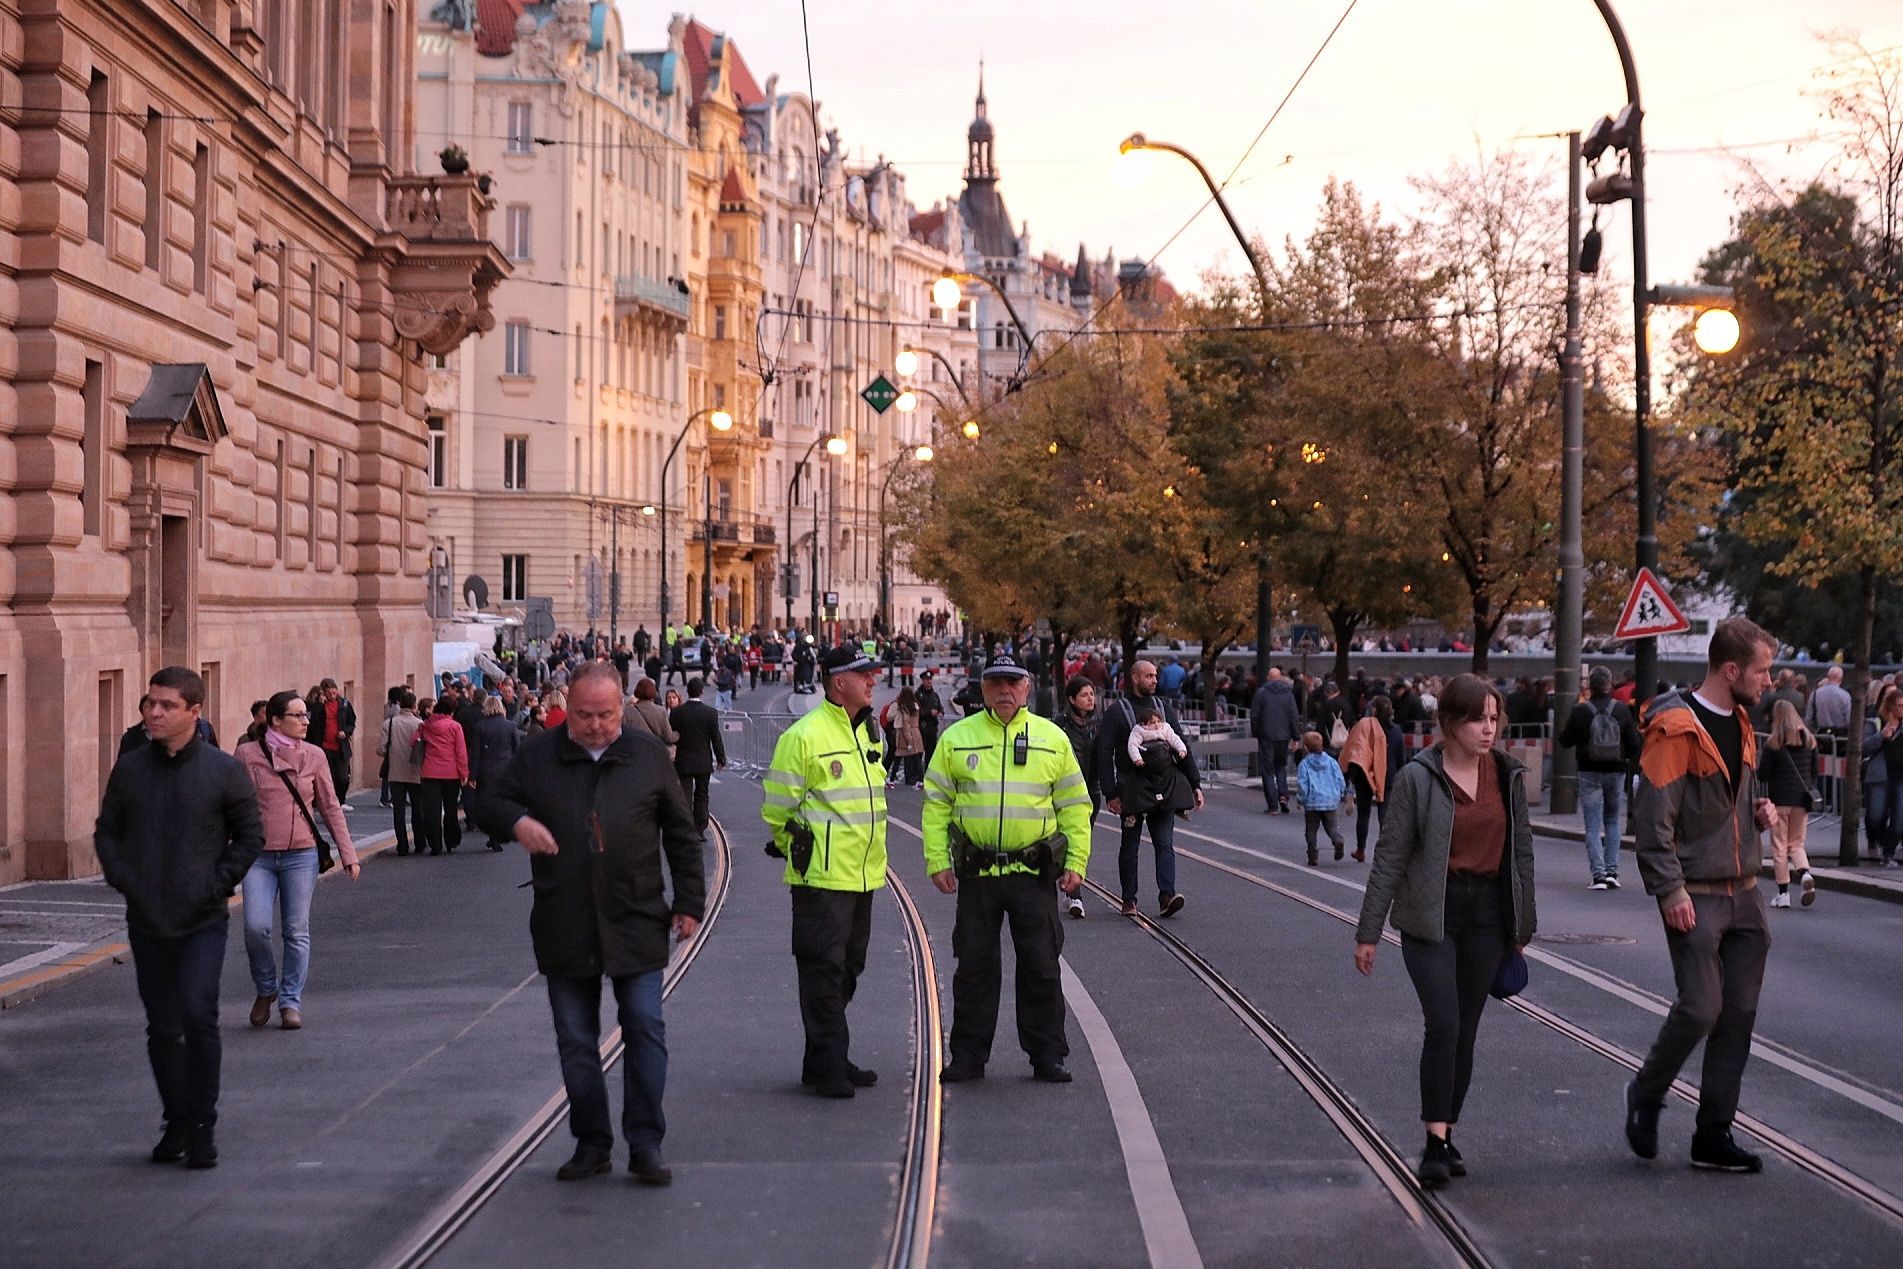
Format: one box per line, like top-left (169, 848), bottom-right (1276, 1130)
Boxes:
top-left (130, 917), bottom-right (229, 1127)
top-left (1119, 806), bottom-right (1178, 905)
top-left (715, 688), bottom-right (733, 712)
top-left (1867, 778), bottom-right (1903, 859)
top-left (242, 848), bottom-right (319, 1010)
top-left (1258, 740), bottom-right (1290, 807)
top-left (546, 971), bottom-right (668, 1154)
top-left (1578, 770), bottom-right (1626, 880)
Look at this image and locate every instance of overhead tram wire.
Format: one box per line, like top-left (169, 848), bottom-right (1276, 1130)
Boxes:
top-left (760, 0), bottom-right (829, 389)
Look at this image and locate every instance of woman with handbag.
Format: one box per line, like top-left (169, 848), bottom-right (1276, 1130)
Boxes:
top-left (378, 689), bottom-right (427, 856)
top-left (1352, 674), bottom-right (1536, 1189)
top-left (416, 697), bottom-right (472, 855)
top-left (1759, 699), bottom-right (1820, 907)
top-left (236, 690), bottom-right (360, 1030)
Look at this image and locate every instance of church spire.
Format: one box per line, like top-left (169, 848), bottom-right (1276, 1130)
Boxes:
top-left (966, 60), bottom-right (996, 182)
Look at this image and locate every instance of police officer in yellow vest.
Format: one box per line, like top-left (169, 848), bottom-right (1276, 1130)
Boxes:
top-left (924, 652), bottom-right (1093, 1083)
top-left (761, 646), bottom-right (888, 1098)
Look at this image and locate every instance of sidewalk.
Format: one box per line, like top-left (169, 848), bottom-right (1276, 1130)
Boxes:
top-left (1529, 810), bottom-right (1903, 906)
top-left (0, 795), bottom-right (403, 1010)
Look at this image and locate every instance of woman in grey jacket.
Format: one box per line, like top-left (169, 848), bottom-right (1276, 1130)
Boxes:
top-left (1354, 674), bottom-right (1536, 1189)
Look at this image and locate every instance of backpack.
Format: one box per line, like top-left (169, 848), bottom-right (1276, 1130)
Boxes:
top-left (1328, 715), bottom-right (1349, 750)
top-left (1586, 699), bottom-right (1624, 764)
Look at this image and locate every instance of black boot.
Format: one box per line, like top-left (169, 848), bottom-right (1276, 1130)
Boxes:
top-left (1691, 1129), bottom-right (1763, 1173)
top-left (185, 1123), bottom-right (218, 1169)
top-left (151, 1122), bottom-right (189, 1164)
top-left (1417, 1133), bottom-right (1451, 1189)
top-left (1444, 1133), bottom-right (1467, 1177)
top-left (1624, 1081), bottom-right (1660, 1160)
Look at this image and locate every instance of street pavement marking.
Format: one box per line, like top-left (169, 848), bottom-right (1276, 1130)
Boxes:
top-left (887, 819), bottom-right (1204, 1269)
top-left (0, 941), bottom-right (87, 978)
top-left (1062, 960), bottom-right (1207, 1269)
top-left (1167, 821), bottom-right (1903, 1130)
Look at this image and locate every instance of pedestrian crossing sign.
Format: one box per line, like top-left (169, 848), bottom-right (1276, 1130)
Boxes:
top-left (1613, 567), bottom-right (1691, 640)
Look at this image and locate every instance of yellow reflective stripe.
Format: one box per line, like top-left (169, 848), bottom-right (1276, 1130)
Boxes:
top-left (925, 769), bottom-right (957, 794)
top-left (1053, 773), bottom-right (1086, 793)
top-left (958, 803), bottom-right (1055, 822)
top-left (765, 769), bottom-right (806, 790)
top-left (763, 790), bottom-right (802, 808)
top-left (1052, 793), bottom-right (1091, 810)
top-left (807, 808), bottom-right (885, 827)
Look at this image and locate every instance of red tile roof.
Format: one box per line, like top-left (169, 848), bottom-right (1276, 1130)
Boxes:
top-left (910, 210), bottom-right (946, 242)
top-left (682, 18), bottom-right (765, 107)
top-left (720, 167), bottom-right (746, 205)
top-left (475, 0), bottom-right (526, 56)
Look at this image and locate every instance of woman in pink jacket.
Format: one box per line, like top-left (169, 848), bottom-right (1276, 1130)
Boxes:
top-left (237, 691), bottom-right (360, 1030)
top-left (416, 696), bottom-right (472, 856)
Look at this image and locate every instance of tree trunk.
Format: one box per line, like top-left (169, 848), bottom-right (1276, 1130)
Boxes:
top-left (1200, 638), bottom-right (1229, 719)
top-left (1470, 592), bottom-right (1492, 674)
top-left (1840, 564), bottom-right (1878, 865)
top-left (1328, 608), bottom-right (1360, 688)
top-left (1118, 608), bottom-right (1145, 697)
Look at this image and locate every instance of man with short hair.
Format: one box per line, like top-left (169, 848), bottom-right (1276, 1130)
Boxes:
top-left (96, 667), bottom-right (264, 1170)
top-left (1625, 618), bottom-right (1781, 1173)
top-left (306, 678), bottom-right (357, 809)
top-left (480, 662), bottom-right (704, 1184)
top-left (1250, 667), bottom-right (1302, 814)
top-left (1097, 659), bottom-right (1203, 917)
top-left (670, 677), bottom-right (726, 834)
top-left (1558, 668), bottom-right (1642, 889)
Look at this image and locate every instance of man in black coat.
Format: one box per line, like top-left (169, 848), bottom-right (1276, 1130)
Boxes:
top-left (96, 666), bottom-right (264, 1170)
top-left (669, 677), bottom-right (727, 834)
top-left (1097, 659), bottom-right (1203, 918)
top-left (1249, 668), bottom-right (1302, 813)
top-left (478, 662), bottom-right (704, 1187)
top-left (454, 687), bottom-right (486, 835)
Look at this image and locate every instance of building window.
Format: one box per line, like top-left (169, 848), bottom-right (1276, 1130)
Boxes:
top-left (714, 306), bottom-right (727, 341)
top-left (427, 414), bottom-right (446, 488)
top-left (501, 554), bottom-right (527, 602)
top-left (192, 143), bottom-right (210, 293)
top-left (82, 359), bottom-right (105, 537)
top-left (143, 110), bottom-right (164, 269)
top-left (506, 101), bottom-right (533, 154)
top-left (721, 230), bottom-right (736, 258)
top-left (86, 71), bottom-right (109, 243)
top-left (502, 435), bottom-right (528, 490)
top-left (503, 321), bottom-right (530, 376)
top-left (505, 205), bottom-right (531, 260)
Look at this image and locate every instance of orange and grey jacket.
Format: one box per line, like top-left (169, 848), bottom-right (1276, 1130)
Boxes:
top-left (1632, 692), bottom-right (1761, 913)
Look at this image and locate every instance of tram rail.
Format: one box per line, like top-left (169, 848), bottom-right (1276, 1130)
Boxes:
top-left (375, 815), bottom-right (736, 1269)
top-left (884, 866), bottom-right (945, 1269)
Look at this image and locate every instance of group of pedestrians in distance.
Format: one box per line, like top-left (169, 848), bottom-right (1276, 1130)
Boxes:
top-left (1355, 619), bottom-right (1783, 1187)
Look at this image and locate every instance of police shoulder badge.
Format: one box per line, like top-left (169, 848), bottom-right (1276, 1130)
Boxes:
top-left (830, 759), bottom-right (844, 778)
top-left (966, 753), bottom-right (980, 771)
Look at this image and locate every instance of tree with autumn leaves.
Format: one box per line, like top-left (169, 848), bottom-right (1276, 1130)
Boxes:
top-left (1680, 44), bottom-right (1903, 864)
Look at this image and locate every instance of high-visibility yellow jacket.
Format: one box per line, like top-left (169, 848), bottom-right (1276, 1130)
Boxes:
top-left (762, 700), bottom-right (887, 892)
top-left (922, 707), bottom-right (1093, 878)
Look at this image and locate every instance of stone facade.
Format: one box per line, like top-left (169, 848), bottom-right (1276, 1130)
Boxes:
top-left (0, 0), bottom-right (506, 882)
top-left (415, 1), bottom-right (689, 637)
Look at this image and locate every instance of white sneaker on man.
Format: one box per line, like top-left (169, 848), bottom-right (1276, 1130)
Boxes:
top-left (1800, 872), bottom-right (1817, 905)
top-left (1771, 892), bottom-right (1791, 909)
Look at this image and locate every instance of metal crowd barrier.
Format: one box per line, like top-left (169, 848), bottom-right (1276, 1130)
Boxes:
top-left (719, 711), bottom-right (804, 779)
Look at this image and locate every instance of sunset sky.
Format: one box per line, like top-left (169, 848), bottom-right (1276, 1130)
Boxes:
top-left (645, 1), bottom-right (1902, 296)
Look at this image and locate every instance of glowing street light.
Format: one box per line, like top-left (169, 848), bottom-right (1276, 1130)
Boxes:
top-left (932, 274), bottom-right (964, 311)
top-left (895, 390), bottom-right (919, 413)
top-left (961, 420), bottom-right (981, 440)
top-left (708, 409), bottom-right (733, 432)
top-left (915, 444), bottom-right (935, 463)
top-left (1692, 307), bottom-right (1740, 355)
top-left (894, 348), bottom-right (921, 378)
top-left (825, 435), bottom-right (850, 457)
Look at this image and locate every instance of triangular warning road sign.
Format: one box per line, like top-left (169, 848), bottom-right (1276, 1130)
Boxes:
top-left (1613, 567), bottom-right (1691, 640)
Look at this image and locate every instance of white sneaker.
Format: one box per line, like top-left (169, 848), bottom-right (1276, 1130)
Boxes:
top-left (1588, 879), bottom-right (1609, 890)
top-left (1771, 892), bottom-right (1791, 908)
top-left (339, 803), bottom-right (355, 812)
top-left (1603, 875), bottom-right (1621, 889)
top-left (1066, 896), bottom-right (1086, 919)
top-left (1800, 872), bottom-right (1817, 906)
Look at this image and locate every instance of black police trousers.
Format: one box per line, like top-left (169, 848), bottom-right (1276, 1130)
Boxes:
top-left (791, 887), bottom-right (874, 1083)
top-left (950, 871), bottom-right (1069, 1068)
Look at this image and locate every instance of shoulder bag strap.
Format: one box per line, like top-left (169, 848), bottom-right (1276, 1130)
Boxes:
top-left (273, 764), bottom-right (335, 860)
top-left (1780, 743), bottom-right (1820, 802)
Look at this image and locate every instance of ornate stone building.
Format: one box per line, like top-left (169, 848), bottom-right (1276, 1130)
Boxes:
top-left (0, 0), bottom-right (505, 881)
top-left (417, 1), bottom-right (689, 636)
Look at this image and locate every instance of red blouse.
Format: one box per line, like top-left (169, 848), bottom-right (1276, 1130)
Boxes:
top-left (1447, 754), bottom-right (1506, 877)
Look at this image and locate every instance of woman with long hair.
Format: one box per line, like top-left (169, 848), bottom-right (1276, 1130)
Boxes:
top-left (1338, 695), bottom-right (1404, 863)
top-left (1354, 674), bottom-right (1536, 1188)
top-left (236, 691), bottom-right (361, 1029)
top-left (1861, 685), bottom-right (1903, 867)
top-left (1759, 699), bottom-right (1819, 907)
top-left (887, 686), bottom-right (925, 788)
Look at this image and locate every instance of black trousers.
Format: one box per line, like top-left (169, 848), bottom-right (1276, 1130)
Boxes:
top-left (416, 778), bottom-right (463, 853)
top-left (389, 781), bottom-right (422, 854)
top-left (1347, 765), bottom-right (1381, 852)
top-left (677, 770), bottom-right (711, 833)
top-left (1634, 887), bottom-right (1770, 1135)
top-left (1400, 873), bottom-right (1506, 1124)
top-left (950, 872), bottom-right (1068, 1068)
top-left (791, 888), bottom-right (875, 1083)
top-left (325, 747), bottom-right (351, 804)
top-left (129, 917), bottom-right (228, 1128)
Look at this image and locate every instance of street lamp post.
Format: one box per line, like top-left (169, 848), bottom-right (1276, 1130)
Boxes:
top-left (878, 445), bottom-right (935, 635)
top-left (658, 407), bottom-right (732, 641)
top-left (784, 433), bottom-right (846, 633)
top-left (935, 271), bottom-right (1035, 389)
top-left (1552, 131), bottom-right (1588, 816)
top-left (1120, 131), bottom-right (1277, 686)
top-left (897, 344), bottom-right (973, 407)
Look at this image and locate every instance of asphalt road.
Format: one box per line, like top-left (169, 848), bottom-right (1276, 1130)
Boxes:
top-left (4, 692), bottom-right (1902, 1268)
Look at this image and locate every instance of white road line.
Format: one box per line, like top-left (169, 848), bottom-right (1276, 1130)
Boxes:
top-left (886, 819), bottom-right (1204, 1269)
top-left (0, 899), bottom-right (122, 909)
top-left (0, 942), bottom-right (88, 978)
top-left (1062, 961), bottom-right (1207, 1269)
top-left (1170, 820), bottom-right (1903, 1129)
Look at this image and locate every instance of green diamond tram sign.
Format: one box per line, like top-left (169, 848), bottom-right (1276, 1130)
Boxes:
top-left (860, 374), bottom-right (901, 415)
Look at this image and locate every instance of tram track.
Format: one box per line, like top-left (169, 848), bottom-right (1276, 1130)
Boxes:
top-left (883, 865), bottom-right (945, 1269)
top-left (375, 815), bottom-right (736, 1269)
top-left (1077, 875), bottom-right (1496, 1268)
top-left (1167, 837), bottom-right (1903, 1233)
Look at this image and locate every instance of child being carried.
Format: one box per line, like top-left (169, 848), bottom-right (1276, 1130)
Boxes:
top-left (1124, 701), bottom-right (1191, 823)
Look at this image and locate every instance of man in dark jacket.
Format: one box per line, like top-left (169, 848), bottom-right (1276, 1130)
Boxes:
top-left (95, 666), bottom-right (264, 1171)
top-left (1558, 667), bottom-right (1643, 889)
top-left (1307, 679), bottom-right (1349, 751)
top-left (479, 662), bottom-right (703, 1186)
top-left (454, 687), bottom-right (486, 836)
top-left (1097, 659), bottom-right (1203, 918)
top-left (916, 671), bottom-right (946, 764)
top-left (669, 677), bottom-right (727, 833)
top-left (1250, 668), bottom-right (1303, 813)
top-left (306, 678), bottom-right (357, 808)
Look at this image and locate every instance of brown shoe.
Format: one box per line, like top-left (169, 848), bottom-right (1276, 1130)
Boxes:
top-left (279, 1006), bottom-right (302, 1030)
top-left (250, 994), bottom-right (277, 1028)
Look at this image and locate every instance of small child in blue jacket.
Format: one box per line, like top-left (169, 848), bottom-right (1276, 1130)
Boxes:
top-left (1296, 730), bottom-right (1348, 866)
